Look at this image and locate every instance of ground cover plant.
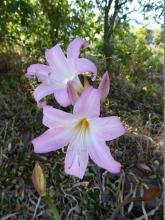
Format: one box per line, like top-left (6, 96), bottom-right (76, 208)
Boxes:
top-left (0, 0), bottom-right (163, 219)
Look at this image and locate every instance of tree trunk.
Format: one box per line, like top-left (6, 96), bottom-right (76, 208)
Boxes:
top-left (103, 33), bottom-right (111, 71)
top-left (103, 0), bottom-right (112, 72)
top-left (103, 0), bottom-right (120, 74)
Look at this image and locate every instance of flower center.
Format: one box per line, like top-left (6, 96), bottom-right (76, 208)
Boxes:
top-left (74, 118), bottom-right (89, 136)
top-left (47, 73), bottom-right (74, 89)
top-left (78, 118), bottom-right (89, 130)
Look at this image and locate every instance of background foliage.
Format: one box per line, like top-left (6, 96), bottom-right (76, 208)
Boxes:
top-left (0, 0), bottom-right (163, 219)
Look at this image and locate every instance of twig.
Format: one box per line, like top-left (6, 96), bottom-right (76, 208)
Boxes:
top-left (32, 196), bottom-right (41, 220)
top-left (134, 205), bottom-right (160, 220)
top-left (127, 184), bottom-right (138, 214)
top-left (94, 164), bottom-right (107, 205)
top-left (134, 193), bottom-right (163, 220)
top-left (110, 187), bottom-right (162, 220)
top-left (110, 197), bottom-right (142, 220)
top-left (141, 201), bottom-right (148, 220)
top-left (140, 185), bottom-right (148, 220)
top-left (1, 213), bottom-right (18, 220)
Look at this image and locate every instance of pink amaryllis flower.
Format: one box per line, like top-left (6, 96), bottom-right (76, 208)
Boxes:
top-left (32, 87), bottom-right (126, 179)
top-left (68, 71), bottom-right (110, 105)
top-left (26, 37), bottom-right (97, 107)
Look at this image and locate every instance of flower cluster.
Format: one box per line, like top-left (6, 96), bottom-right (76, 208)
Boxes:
top-left (27, 37), bottom-right (126, 179)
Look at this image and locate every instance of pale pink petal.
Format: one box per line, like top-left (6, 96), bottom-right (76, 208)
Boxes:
top-left (64, 132), bottom-right (88, 179)
top-left (32, 128), bottom-right (71, 153)
top-left (90, 116), bottom-right (126, 141)
top-left (43, 105), bottom-right (75, 128)
top-left (87, 134), bottom-right (121, 173)
top-left (75, 58), bottom-right (97, 80)
top-left (73, 86), bottom-right (100, 117)
top-left (71, 77), bottom-right (84, 94)
top-left (34, 83), bottom-right (55, 103)
top-left (67, 37), bottom-right (89, 59)
top-left (64, 147), bottom-right (88, 179)
top-left (98, 72), bottom-right (110, 102)
top-left (26, 64), bottom-right (51, 82)
top-left (54, 87), bottom-right (71, 107)
top-left (67, 81), bottom-right (79, 105)
top-left (45, 44), bottom-right (72, 78)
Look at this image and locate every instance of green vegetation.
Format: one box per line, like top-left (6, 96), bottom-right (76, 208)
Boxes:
top-left (0, 0), bottom-right (163, 219)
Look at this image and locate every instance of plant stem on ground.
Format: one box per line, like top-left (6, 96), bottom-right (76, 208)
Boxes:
top-left (43, 195), bottom-right (61, 220)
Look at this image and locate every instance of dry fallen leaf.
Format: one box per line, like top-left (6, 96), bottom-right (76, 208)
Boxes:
top-left (142, 187), bottom-right (161, 202)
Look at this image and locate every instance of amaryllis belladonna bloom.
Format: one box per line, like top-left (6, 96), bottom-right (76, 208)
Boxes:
top-left (26, 37), bottom-right (97, 107)
top-left (68, 72), bottom-right (110, 105)
top-left (32, 87), bottom-right (125, 179)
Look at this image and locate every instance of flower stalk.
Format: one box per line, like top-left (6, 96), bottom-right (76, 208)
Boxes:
top-left (32, 161), bottom-right (61, 220)
top-left (43, 195), bottom-right (61, 220)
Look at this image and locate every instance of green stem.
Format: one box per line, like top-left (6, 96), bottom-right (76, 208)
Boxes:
top-left (43, 195), bottom-right (61, 220)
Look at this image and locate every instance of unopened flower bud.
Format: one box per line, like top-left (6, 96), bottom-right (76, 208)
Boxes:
top-left (32, 161), bottom-right (46, 197)
top-left (98, 72), bottom-right (110, 102)
top-left (67, 81), bottom-right (79, 105)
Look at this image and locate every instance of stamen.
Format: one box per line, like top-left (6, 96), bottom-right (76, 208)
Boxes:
top-left (78, 118), bottom-right (89, 130)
